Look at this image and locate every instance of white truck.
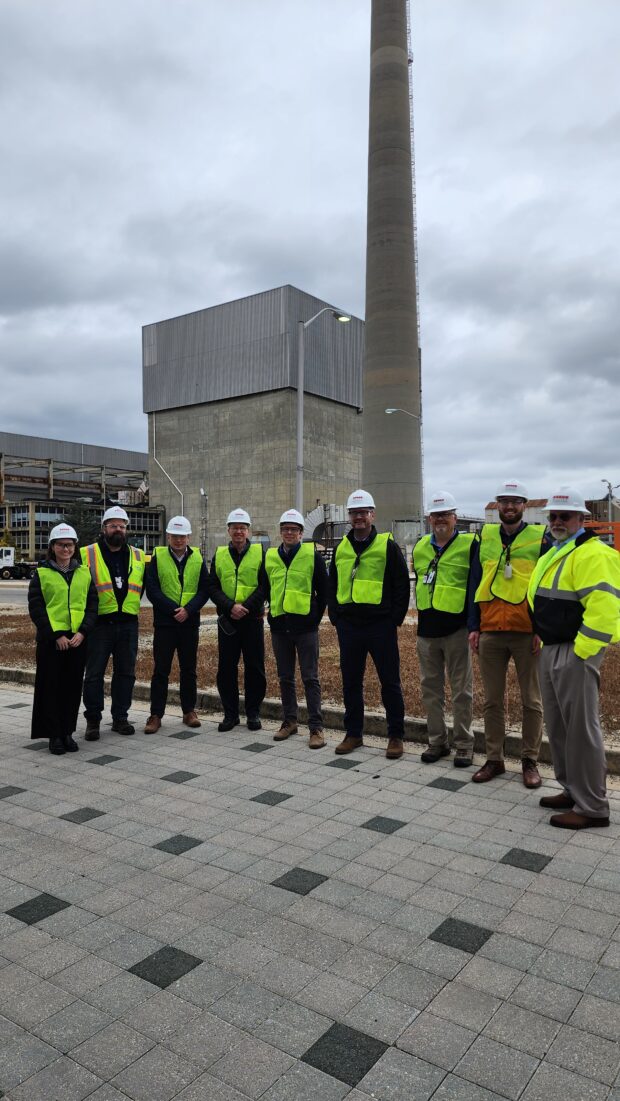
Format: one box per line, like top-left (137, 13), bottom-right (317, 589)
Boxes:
top-left (0, 547), bottom-right (37, 580)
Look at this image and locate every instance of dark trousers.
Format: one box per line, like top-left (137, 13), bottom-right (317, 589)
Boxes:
top-left (83, 618), bottom-right (139, 723)
top-left (216, 617), bottom-right (266, 721)
top-left (32, 637), bottom-right (87, 741)
top-left (150, 624), bottom-right (199, 717)
top-left (271, 629), bottom-right (322, 730)
top-left (336, 617), bottom-right (405, 739)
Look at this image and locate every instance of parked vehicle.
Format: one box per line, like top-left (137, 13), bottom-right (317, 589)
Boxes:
top-left (0, 547), bottom-right (37, 580)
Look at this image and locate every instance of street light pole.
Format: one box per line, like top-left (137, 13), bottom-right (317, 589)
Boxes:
top-left (601, 479), bottom-right (620, 524)
top-left (296, 307), bottom-right (351, 514)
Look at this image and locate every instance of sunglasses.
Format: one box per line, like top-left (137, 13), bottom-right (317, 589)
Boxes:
top-left (548, 512), bottom-right (574, 522)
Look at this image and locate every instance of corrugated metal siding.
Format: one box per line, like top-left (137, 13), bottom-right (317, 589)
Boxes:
top-left (0, 432), bottom-right (147, 470)
top-left (143, 285), bottom-right (363, 413)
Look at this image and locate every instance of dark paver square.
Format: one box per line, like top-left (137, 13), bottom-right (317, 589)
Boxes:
top-left (6, 702), bottom-right (28, 708)
top-left (251, 790), bottom-right (293, 806)
top-left (87, 754), bottom-right (122, 765)
top-left (59, 807), bottom-right (105, 823)
top-left (161, 770), bottom-right (199, 783)
top-left (169, 729), bottom-right (201, 740)
top-left (26, 740), bottom-right (47, 750)
top-left (271, 867), bottom-right (329, 895)
top-left (430, 918), bottom-right (493, 955)
top-left (302, 1021), bottom-right (388, 1087)
top-left (500, 848), bottom-right (552, 873)
top-left (0, 785), bottom-right (26, 799)
top-left (6, 892), bottom-right (71, 925)
top-left (325, 758), bottom-right (361, 769)
top-left (153, 834), bottom-right (203, 855)
top-left (128, 945), bottom-right (203, 988)
top-left (240, 742), bottom-right (272, 753)
top-left (427, 776), bottom-right (467, 792)
top-left (361, 815), bottom-right (407, 835)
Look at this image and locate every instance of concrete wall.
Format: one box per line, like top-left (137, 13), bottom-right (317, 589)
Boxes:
top-left (148, 391), bottom-right (361, 556)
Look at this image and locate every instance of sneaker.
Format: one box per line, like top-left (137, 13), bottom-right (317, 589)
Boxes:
top-left (63, 736), bottom-right (79, 752)
top-left (84, 721), bottom-right (100, 742)
top-left (247, 719), bottom-right (262, 732)
top-left (335, 736), bottom-right (363, 755)
top-left (218, 717), bottom-right (239, 732)
top-left (111, 720), bottom-right (135, 736)
top-left (144, 715), bottom-right (161, 735)
top-left (308, 730), bottom-right (326, 749)
top-left (274, 721), bottom-right (298, 741)
top-left (421, 745), bottom-right (450, 764)
top-left (183, 711), bottom-right (201, 728)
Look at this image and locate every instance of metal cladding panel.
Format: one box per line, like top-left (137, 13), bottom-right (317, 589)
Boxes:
top-left (143, 285), bottom-right (363, 412)
top-left (0, 432), bottom-right (147, 470)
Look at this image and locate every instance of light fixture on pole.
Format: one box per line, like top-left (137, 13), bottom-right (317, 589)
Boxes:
top-left (601, 479), bottom-right (620, 524)
top-left (296, 308), bottom-right (351, 514)
top-left (385, 407), bottom-right (420, 420)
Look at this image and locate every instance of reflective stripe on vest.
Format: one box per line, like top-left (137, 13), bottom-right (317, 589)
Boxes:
top-left (215, 543), bottom-right (263, 602)
top-left (81, 544), bottom-right (145, 615)
top-left (265, 544), bottom-right (314, 616)
top-left (335, 532), bottom-right (391, 605)
top-left (154, 546), bottom-right (203, 607)
top-left (475, 524), bottom-right (545, 606)
top-left (37, 566), bottom-right (92, 633)
top-left (413, 532), bottom-right (475, 613)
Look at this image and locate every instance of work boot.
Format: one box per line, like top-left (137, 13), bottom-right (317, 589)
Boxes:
top-left (472, 760), bottom-right (505, 783)
top-left (539, 792), bottom-right (574, 809)
top-left (144, 715), bottom-right (161, 735)
top-left (308, 730), bottom-right (326, 749)
top-left (183, 711), bottom-right (201, 728)
top-left (218, 717), bottom-right (239, 732)
top-left (386, 737), bottom-right (404, 760)
top-left (274, 721), bottom-right (298, 741)
top-left (84, 720), bottom-right (100, 742)
top-left (522, 758), bottom-right (542, 789)
top-left (63, 735), bottom-right (79, 752)
top-left (421, 745), bottom-right (450, 764)
top-left (111, 720), bottom-right (135, 736)
top-left (335, 736), bottom-right (363, 755)
top-left (49, 737), bottom-right (65, 755)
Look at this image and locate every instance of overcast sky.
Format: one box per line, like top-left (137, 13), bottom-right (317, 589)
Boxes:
top-left (2, 0), bottom-right (618, 514)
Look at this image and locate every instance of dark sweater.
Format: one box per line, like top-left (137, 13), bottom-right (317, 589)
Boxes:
top-left (327, 528), bottom-right (411, 627)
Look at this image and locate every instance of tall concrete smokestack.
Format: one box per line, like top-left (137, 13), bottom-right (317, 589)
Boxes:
top-left (362, 0), bottom-right (422, 538)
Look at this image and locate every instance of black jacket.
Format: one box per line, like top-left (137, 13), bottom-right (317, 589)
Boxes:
top-left (145, 547), bottom-right (210, 629)
top-left (265, 543), bottom-right (328, 635)
top-left (28, 559), bottom-right (98, 643)
top-left (207, 542), bottom-right (267, 622)
top-left (327, 528), bottom-right (411, 627)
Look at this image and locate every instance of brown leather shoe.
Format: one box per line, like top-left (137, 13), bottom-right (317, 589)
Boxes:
top-left (386, 737), bottom-right (404, 760)
top-left (274, 721), bottom-right (298, 741)
top-left (335, 736), bottom-right (363, 755)
top-left (522, 758), bottom-right (542, 789)
top-left (550, 810), bottom-right (609, 830)
top-left (539, 792), bottom-right (574, 809)
top-left (144, 715), bottom-right (161, 734)
top-left (183, 711), bottom-right (201, 728)
top-left (308, 730), bottom-right (326, 749)
top-left (472, 760), bottom-right (505, 783)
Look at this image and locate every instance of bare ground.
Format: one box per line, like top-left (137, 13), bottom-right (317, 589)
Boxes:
top-left (2, 605), bottom-right (619, 746)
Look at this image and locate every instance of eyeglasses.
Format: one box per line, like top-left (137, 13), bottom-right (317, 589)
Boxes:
top-left (54, 542), bottom-right (75, 549)
top-left (280, 527), bottom-right (301, 534)
top-left (349, 510), bottom-right (371, 518)
top-left (548, 512), bottom-right (574, 522)
top-left (496, 497), bottom-right (525, 505)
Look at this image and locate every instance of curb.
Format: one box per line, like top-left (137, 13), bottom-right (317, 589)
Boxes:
top-left (2, 665), bottom-right (619, 775)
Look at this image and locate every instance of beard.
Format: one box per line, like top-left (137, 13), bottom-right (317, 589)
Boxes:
top-left (106, 531), bottom-right (126, 548)
top-left (498, 506), bottom-right (523, 526)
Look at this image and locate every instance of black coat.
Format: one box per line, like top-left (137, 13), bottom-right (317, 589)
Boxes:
top-left (28, 559), bottom-right (98, 642)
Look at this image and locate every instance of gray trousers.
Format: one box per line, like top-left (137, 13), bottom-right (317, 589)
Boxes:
top-left (539, 642), bottom-right (609, 818)
top-left (270, 630), bottom-right (323, 731)
top-left (416, 628), bottom-right (474, 753)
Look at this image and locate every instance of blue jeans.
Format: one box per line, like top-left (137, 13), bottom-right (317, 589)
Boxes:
top-left (83, 618), bottom-right (139, 723)
top-left (336, 617), bottom-right (405, 739)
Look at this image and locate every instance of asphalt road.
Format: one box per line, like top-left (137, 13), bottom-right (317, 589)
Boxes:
top-left (0, 582), bottom-right (29, 607)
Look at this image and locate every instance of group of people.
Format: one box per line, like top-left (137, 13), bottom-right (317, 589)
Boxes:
top-left (28, 480), bottom-right (620, 830)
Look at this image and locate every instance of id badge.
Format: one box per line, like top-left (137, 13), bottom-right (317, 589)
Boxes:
top-left (115, 575), bottom-right (123, 589)
top-left (423, 569), bottom-right (436, 585)
top-left (504, 563), bottom-right (512, 580)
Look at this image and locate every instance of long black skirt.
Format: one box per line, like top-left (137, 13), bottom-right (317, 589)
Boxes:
top-left (31, 637), bottom-right (87, 741)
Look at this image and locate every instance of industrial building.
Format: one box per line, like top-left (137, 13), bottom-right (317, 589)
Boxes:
top-left (0, 432), bottom-right (163, 557)
top-left (143, 285), bottom-right (364, 552)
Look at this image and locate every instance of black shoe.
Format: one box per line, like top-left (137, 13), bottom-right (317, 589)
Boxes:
top-left (218, 717), bottom-right (239, 732)
top-left (421, 745), bottom-right (450, 764)
top-left (111, 720), bottom-right (135, 736)
top-left (49, 738), bottom-right (65, 755)
top-left (64, 736), bottom-right (79, 752)
top-left (247, 719), bottom-right (262, 732)
top-left (454, 755), bottom-right (472, 768)
top-left (84, 721), bottom-right (100, 742)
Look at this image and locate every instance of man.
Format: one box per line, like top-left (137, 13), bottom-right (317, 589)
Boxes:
top-left (208, 508), bottom-right (266, 732)
top-left (328, 489), bottom-right (410, 759)
top-left (468, 480), bottom-right (551, 787)
top-left (144, 516), bottom-right (210, 734)
top-left (528, 489), bottom-right (620, 829)
top-left (412, 492), bottom-right (476, 767)
top-left (82, 505), bottom-right (146, 740)
top-left (265, 509), bottom-right (328, 749)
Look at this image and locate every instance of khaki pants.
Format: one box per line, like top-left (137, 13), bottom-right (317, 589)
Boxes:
top-left (416, 628), bottom-right (474, 754)
top-left (477, 631), bottom-right (543, 762)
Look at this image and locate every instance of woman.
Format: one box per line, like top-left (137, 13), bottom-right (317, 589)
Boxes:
top-left (28, 522), bottom-right (98, 754)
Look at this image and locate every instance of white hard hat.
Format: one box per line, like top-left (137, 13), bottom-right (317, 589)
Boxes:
top-left (279, 509), bottom-right (305, 528)
top-left (428, 491), bottom-right (457, 514)
top-left (102, 506), bottom-right (129, 524)
top-left (227, 508), bottom-right (251, 525)
top-left (542, 488), bottom-right (590, 515)
top-left (166, 515), bottom-right (192, 535)
top-left (49, 523), bottom-right (78, 543)
top-left (495, 480), bottom-right (528, 501)
top-left (347, 489), bottom-right (375, 510)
